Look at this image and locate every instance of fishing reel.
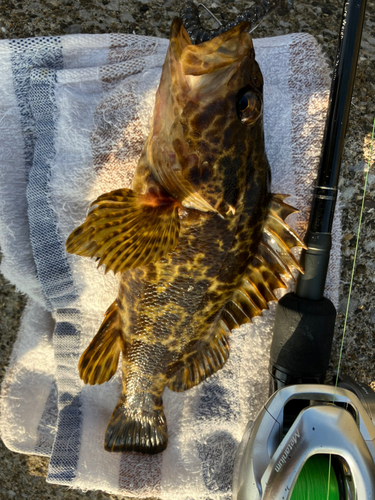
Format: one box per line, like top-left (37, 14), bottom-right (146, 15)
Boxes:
top-left (233, 376), bottom-right (375, 499)
top-left (233, 295), bottom-right (375, 500)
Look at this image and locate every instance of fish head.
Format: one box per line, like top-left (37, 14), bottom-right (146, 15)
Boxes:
top-left (144, 18), bottom-right (266, 217)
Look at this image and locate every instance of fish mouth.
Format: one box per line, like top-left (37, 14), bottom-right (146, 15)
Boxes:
top-left (170, 17), bottom-right (254, 77)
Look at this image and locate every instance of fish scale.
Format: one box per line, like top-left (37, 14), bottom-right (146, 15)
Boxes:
top-left (66, 18), bottom-right (306, 454)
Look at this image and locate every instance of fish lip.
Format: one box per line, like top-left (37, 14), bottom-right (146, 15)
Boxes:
top-left (169, 18), bottom-right (254, 77)
top-left (169, 16), bottom-right (252, 47)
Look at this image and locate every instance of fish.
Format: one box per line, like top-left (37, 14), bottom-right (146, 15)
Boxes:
top-left (66, 18), bottom-right (306, 455)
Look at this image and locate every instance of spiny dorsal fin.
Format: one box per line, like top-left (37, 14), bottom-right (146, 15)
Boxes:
top-left (168, 322), bottom-right (230, 392)
top-left (221, 194), bottom-right (306, 331)
top-left (66, 188), bottom-right (180, 274)
top-left (78, 301), bottom-right (123, 385)
top-left (246, 256), bottom-right (285, 302)
top-left (270, 194), bottom-right (299, 220)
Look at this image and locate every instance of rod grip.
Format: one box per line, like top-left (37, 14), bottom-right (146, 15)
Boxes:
top-left (269, 292), bottom-right (336, 394)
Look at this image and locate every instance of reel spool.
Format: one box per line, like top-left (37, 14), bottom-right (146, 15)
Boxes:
top-left (232, 379), bottom-right (375, 500)
top-left (289, 454), bottom-right (341, 499)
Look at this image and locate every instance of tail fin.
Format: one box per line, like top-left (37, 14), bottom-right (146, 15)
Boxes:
top-left (105, 399), bottom-right (168, 454)
top-left (78, 301), bottom-right (122, 385)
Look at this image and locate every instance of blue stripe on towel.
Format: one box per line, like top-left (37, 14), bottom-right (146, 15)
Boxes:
top-left (195, 382), bottom-right (235, 423)
top-left (35, 381), bottom-right (58, 457)
top-left (196, 381), bottom-right (238, 495)
top-left (195, 363), bottom-right (240, 494)
top-left (27, 67), bottom-right (78, 310)
top-left (9, 37), bottom-right (64, 179)
top-left (196, 431), bottom-right (237, 495)
top-left (10, 37), bottom-right (83, 484)
top-left (47, 315), bottom-right (82, 482)
top-left (47, 394), bottom-right (82, 482)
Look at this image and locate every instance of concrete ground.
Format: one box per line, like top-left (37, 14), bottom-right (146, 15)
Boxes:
top-left (0, 0), bottom-right (374, 498)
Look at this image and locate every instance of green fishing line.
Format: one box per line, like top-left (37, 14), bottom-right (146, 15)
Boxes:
top-left (325, 117), bottom-right (375, 500)
top-left (333, 117), bottom-right (375, 393)
top-left (290, 455), bottom-right (340, 500)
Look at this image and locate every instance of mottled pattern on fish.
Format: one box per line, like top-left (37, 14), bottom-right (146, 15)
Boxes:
top-left (66, 18), bottom-right (306, 454)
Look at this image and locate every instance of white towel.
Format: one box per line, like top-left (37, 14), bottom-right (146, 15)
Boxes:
top-left (0, 31), bottom-right (339, 499)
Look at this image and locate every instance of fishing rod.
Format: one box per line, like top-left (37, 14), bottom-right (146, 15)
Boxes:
top-left (233, 0), bottom-right (375, 498)
top-left (269, 0), bottom-right (368, 393)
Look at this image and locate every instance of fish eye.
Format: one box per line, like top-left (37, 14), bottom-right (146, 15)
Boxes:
top-left (236, 90), bottom-right (262, 125)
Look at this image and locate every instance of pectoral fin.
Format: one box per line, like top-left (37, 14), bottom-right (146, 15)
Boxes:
top-left (148, 136), bottom-right (220, 215)
top-left (66, 188), bottom-right (180, 274)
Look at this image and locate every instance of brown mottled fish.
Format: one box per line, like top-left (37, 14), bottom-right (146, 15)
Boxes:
top-left (66, 18), bottom-right (306, 455)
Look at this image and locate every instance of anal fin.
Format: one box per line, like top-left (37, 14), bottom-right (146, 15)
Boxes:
top-left (78, 300), bottom-right (122, 385)
top-left (66, 188), bottom-right (180, 274)
top-left (168, 323), bottom-right (230, 392)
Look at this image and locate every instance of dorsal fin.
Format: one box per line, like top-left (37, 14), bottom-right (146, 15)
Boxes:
top-left (221, 194), bottom-right (306, 331)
